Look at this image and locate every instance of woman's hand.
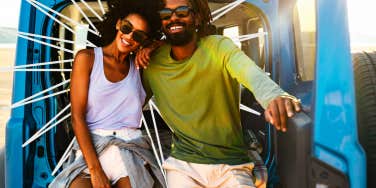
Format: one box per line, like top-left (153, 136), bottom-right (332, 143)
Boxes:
top-left (90, 168), bottom-right (111, 188)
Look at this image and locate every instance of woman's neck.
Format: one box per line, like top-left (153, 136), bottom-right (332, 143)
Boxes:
top-left (102, 42), bottom-right (129, 64)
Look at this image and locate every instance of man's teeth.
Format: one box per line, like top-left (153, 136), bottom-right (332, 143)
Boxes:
top-left (170, 26), bottom-right (183, 31)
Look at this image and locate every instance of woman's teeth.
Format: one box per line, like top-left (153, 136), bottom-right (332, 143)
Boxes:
top-left (121, 39), bottom-right (130, 45)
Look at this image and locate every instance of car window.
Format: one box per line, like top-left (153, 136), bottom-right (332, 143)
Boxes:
top-left (293, 0), bottom-right (316, 81)
top-left (212, 2), bottom-right (268, 69)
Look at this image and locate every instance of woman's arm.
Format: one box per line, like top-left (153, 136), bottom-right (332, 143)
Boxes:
top-left (70, 49), bottom-right (110, 188)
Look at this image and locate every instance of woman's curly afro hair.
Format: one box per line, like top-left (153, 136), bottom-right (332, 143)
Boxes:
top-left (98, 0), bottom-right (161, 46)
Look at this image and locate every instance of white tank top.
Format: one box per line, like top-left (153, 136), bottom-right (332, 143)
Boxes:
top-left (85, 48), bottom-right (146, 130)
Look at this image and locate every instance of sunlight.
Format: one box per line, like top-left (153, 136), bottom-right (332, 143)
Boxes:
top-left (296, 0), bottom-right (315, 32)
top-left (347, 0), bottom-right (376, 49)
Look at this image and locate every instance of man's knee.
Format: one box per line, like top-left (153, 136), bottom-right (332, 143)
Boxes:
top-left (224, 168), bottom-right (255, 188)
top-left (166, 170), bottom-right (201, 188)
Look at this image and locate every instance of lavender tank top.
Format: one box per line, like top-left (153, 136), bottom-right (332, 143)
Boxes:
top-left (85, 48), bottom-right (146, 130)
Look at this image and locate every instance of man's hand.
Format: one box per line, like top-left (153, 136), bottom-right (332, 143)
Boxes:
top-left (135, 47), bottom-right (153, 69)
top-left (264, 95), bottom-right (301, 132)
top-left (135, 40), bottom-right (164, 69)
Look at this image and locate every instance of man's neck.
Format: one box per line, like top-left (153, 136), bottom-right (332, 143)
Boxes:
top-left (170, 37), bottom-right (198, 61)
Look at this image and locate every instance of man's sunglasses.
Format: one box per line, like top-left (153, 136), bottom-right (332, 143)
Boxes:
top-left (119, 20), bottom-right (149, 44)
top-left (159, 6), bottom-right (193, 20)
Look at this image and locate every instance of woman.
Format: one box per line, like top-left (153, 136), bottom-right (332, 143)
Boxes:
top-left (49, 0), bottom-right (165, 188)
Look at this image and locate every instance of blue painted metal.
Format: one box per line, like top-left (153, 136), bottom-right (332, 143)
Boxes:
top-left (246, 0), bottom-right (280, 81)
top-left (6, 0), bottom-right (68, 187)
top-left (29, 2), bottom-right (64, 186)
top-left (314, 0), bottom-right (366, 187)
top-left (5, 1), bottom-right (32, 187)
top-left (277, 0), bottom-right (298, 91)
top-left (246, 0), bottom-right (298, 91)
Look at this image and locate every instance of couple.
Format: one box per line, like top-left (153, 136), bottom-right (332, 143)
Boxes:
top-left (51, 0), bottom-right (301, 187)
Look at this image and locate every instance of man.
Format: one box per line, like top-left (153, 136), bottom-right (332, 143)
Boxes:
top-left (140, 0), bottom-right (301, 187)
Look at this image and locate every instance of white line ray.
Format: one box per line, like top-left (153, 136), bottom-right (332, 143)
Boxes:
top-left (27, 0), bottom-right (99, 36)
top-left (231, 32), bottom-right (268, 43)
top-left (148, 100), bottom-right (162, 117)
top-left (141, 115), bottom-right (167, 181)
top-left (86, 40), bottom-right (98, 49)
top-left (70, 0), bottom-right (100, 34)
top-left (10, 59), bottom-right (73, 69)
top-left (80, 0), bottom-right (103, 21)
top-left (12, 79), bottom-right (71, 108)
top-left (212, 0), bottom-right (246, 21)
top-left (211, 0), bottom-right (245, 15)
top-left (11, 89), bottom-right (70, 109)
top-left (10, 69), bottom-right (72, 72)
top-left (238, 32), bottom-right (268, 39)
top-left (240, 104), bottom-right (261, 116)
top-left (26, 0), bottom-right (98, 48)
top-left (237, 34), bottom-right (258, 39)
top-left (52, 137), bottom-right (76, 176)
top-left (97, 0), bottom-right (106, 15)
top-left (18, 34), bottom-right (74, 54)
top-left (0, 106), bottom-right (11, 111)
top-left (18, 32), bottom-right (96, 47)
top-left (22, 104), bottom-right (72, 147)
top-left (28, 113), bottom-right (72, 146)
top-left (26, 0), bottom-right (76, 35)
top-left (1, 60), bottom-right (73, 73)
top-left (19, 32), bottom-right (76, 44)
top-left (148, 100), bottom-right (175, 131)
top-left (148, 102), bottom-right (165, 162)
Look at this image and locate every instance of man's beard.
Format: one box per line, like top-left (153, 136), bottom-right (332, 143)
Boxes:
top-left (163, 22), bottom-right (196, 46)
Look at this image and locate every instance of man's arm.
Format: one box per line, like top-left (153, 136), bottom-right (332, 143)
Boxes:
top-left (221, 37), bottom-right (301, 132)
top-left (135, 40), bottom-right (165, 69)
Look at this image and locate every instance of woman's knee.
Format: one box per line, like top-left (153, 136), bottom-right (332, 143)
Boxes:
top-left (69, 176), bottom-right (92, 188)
top-left (114, 176), bottom-right (131, 188)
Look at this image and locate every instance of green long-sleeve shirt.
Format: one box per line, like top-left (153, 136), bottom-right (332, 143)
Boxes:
top-left (142, 35), bottom-right (287, 164)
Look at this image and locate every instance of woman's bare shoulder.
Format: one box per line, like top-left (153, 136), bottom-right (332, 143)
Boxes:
top-left (73, 48), bottom-right (96, 70)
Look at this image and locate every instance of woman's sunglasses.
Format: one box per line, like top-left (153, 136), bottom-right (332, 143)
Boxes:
top-left (119, 20), bottom-right (149, 44)
top-left (159, 6), bottom-right (193, 20)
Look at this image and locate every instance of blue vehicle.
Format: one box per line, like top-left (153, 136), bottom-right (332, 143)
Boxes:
top-left (4, 0), bottom-right (374, 187)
